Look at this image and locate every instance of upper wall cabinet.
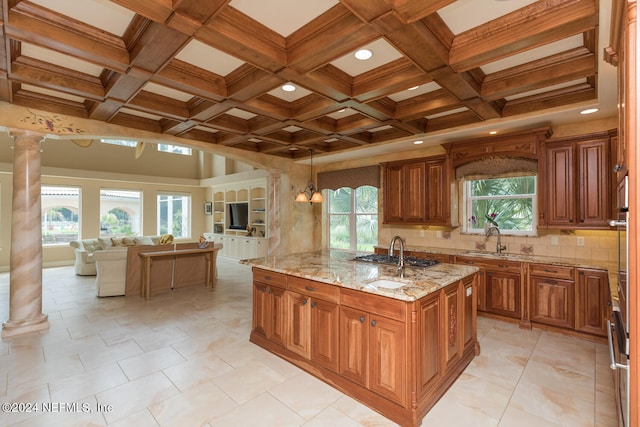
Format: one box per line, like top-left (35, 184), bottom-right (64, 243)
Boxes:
top-left (539, 131), bottom-right (613, 229)
top-left (382, 155), bottom-right (451, 225)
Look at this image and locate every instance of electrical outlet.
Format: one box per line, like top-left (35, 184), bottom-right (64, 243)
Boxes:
top-left (436, 231), bottom-right (443, 238)
top-left (420, 230), bottom-right (425, 237)
top-left (551, 236), bottom-right (558, 246)
top-left (576, 236), bottom-right (585, 246)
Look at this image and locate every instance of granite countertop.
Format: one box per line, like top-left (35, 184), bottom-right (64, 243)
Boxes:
top-left (241, 250), bottom-right (478, 302)
top-left (378, 245), bottom-right (620, 303)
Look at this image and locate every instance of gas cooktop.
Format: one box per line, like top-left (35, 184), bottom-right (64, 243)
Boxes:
top-left (352, 254), bottom-right (440, 268)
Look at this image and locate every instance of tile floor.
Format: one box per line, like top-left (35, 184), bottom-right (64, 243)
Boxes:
top-left (0, 257), bottom-right (618, 426)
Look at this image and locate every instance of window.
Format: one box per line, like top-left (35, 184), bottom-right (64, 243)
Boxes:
top-left (466, 176), bottom-right (536, 235)
top-left (41, 186), bottom-right (80, 245)
top-left (100, 139), bottom-right (137, 147)
top-left (328, 186), bottom-right (378, 251)
top-left (157, 193), bottom-right (191, 238)
top-left (100, 189), bottom-right (141, 237)
top-left (158, 144), bottom-right (191, 156)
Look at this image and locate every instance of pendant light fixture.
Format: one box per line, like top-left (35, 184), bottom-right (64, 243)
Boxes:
top-left (295, 148), bottom-right (323, 203)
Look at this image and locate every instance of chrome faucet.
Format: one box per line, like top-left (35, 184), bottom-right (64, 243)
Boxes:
top-left (389, 235), bottom-right (405, 276)
top-left (486, 226), bottom-right (506, 254)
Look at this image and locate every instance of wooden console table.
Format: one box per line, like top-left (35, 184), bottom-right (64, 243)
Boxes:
top-left (139, 247), bottom-right (218, 300)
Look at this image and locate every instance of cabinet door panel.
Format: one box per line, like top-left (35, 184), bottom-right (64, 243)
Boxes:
top-left (269, 286), bottom-right (287, 346)
top-left (369, 316), bottom-right (406, 406)
top-left (286, 292), bottom-right (310, 358)
top-left (252, 283), bottom-right (269, 338)
top-left (546, 144), bottom-right (575, 226)
top-left (530, 277), bottom-right (574, 329)
top-left (311, 299), bottom-right (339, 372)
top-left (426, 161), bottom-right (448, 224)
top-left (404, 162), bottom-right (426, 222)
top-left (486, 272), bottom-right (520, 318)
top-left (417, 293), bottom-right (441, 399)
top-left (575, 269), bottom-right (608, 336)
top-left (383, 165), bottom-right (403, 223)
top-left (578, 140), bottom-right (609, 227)
top-left (339, 307), bottom-right (368, 386)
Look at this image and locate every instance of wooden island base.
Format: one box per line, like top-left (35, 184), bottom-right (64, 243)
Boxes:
top-left (250, 268), bottom-right (479, 427)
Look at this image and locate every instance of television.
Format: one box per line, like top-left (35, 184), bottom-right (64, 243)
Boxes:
top-left (228, 202), bottom-right (249, 230)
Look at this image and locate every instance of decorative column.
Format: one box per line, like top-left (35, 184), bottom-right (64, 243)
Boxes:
top-left (2, 130), bottom-right (49, 337)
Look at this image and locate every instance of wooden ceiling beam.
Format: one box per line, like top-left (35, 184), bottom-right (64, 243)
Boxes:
top-left (287, 4), bottom-right (379, 73)
top-left (10, 57), bottom-right (105, 99)
top-left (450, 0), bottom-right (598, 72)
top-left (197, 7), bottom-right (286, 73)
top-left (482, 47), bottom-right (597, 100)
top-left (6, 4), bottom-right (130, 73)
top-left (153, 59), bottom-right (227, 102)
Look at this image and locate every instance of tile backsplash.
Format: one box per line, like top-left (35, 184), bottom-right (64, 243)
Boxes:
top-left (379, 226), bottom-right (617, 263)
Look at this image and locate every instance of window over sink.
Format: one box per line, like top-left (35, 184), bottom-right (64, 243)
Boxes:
top-left (465, 175), bottom-right (537, 235)
top-left (328, 186), bottom-right (378, 252)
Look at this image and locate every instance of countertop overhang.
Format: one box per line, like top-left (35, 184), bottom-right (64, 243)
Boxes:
top-left (241, 250), bottom-right (478, 302)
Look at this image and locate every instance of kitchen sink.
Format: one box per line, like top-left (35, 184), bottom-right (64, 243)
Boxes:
top-left (364, 279), bottom-right (407, 290)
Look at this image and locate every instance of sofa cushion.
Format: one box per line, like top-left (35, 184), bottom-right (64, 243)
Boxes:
top-left (134, 236), bottom-right (155, 245)
top-left (98, 237), bottom-right (113, 248)
top-left (122, 237), bottom-right (137, 246)
top-left (111, 237), bottom-right (126, 247)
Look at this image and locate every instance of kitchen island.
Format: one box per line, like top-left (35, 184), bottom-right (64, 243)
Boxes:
top-left (243, 250), bottom-right (479, 427)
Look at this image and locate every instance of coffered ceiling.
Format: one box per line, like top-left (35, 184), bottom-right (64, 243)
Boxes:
top-left (0, 0), bottom-right (617, 161)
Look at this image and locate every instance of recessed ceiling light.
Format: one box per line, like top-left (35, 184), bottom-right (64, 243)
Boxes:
top-left (489, 131), bottom-right (498, 135)
top-left (289, 146), bottom-right (299, 151)
top-left (580, 108), bottom-right (599, 115)
top-left (413, 140), bottom-right (424, 145)
top-left (282, 83), bottom-right (296, 92)
top-left (408, 86), bottom-right (419, 91)
top-left (354, 49), bottom-right (373, 60)
top-left (338, 108), bottom-right (346, 113)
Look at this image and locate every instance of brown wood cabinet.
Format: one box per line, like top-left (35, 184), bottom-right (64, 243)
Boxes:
top-left (542, 133), bottom-right (612, 229)
top-left (529, 264), bottom-right (575, 329)
top-left (382, 156), bottom-right (450, 225)
top-left (575, 268), bottom-right (609, 337)
top-left (455, 256), bottom-right (521, 319)
top-left (286, 276), bottom-right (340, 371)
top-left (486, 270), bottom-right (521, 319)
top-left (250, 267), bottom-right (478, 427)
top-left (252, 270), bottom-right (287, 347)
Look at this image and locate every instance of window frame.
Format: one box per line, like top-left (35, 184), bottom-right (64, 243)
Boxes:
top-left (41, 185), bottom-right (81, 246)
top-left (157, 192), bottom-right (191, 238)
top-left (99, 188), bottom-right (142, 237)
top-left (327, 185), bottom-right (378, 252)
top-left (464, 175), bottom-right (537, 236)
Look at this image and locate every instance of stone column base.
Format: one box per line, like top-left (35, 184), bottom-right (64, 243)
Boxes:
top-left (2, 314), bottom-right (49, 338)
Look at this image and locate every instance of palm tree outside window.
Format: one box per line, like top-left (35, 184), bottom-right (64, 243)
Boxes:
top-left (466, 176), bottom-right (536, 235)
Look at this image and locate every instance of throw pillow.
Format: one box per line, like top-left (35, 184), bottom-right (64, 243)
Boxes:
top-left (111, 237), bottom-right (125, 247)
top-left (122, 237), bottom-right (137, 246)
top-left (159, 234), bottom-right (174, 245)
top-left (134, 236), bottom-right (155, 245)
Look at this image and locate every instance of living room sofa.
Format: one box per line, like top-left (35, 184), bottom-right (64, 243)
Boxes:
top-left (69, 235), bottom-right (164, 275)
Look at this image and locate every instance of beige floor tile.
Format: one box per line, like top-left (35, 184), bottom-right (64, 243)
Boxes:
top-left (209, 392), bottom-right (304, 427)
top-left (211, 360), bottom-right (288, 405)
top-left (117, 346), bottom-right (186, 381)
top-left (95, 371), bottom-right (179, 424)
top-left (268, 371), bottom-right (343, 419)
top-left (148, 381), bottom-right (238, 426)
top-left (161, 352), bottom-right (234, 391)
top-left (49, 363), bottom-right (129, 403)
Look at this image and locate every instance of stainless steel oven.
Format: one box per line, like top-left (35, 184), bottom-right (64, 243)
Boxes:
top-left (608, 176), bottom-right (629, 427)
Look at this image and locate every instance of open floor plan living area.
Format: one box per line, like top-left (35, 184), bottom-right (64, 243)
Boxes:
top-left (0, 258), bottom-right (618, 426)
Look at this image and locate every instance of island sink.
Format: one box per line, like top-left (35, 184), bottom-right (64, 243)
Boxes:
top-left (365, 279), bottom-right (407, 289)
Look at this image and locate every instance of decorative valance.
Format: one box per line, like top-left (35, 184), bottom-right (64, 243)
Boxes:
top-left (317, 165), bottom-right (381, 190)
top-left (455, 157), bottom-right (537, 180)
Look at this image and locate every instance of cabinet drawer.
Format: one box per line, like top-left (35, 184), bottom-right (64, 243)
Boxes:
top-left (341, 288), bottom-right (406, 321)
top-left (530, 263), bottom-right (574, 280)
top-left (253, 268), bottom-right (287, 288)
top-left (288, 276), bottom-right (339, 303)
